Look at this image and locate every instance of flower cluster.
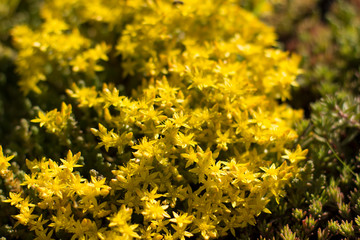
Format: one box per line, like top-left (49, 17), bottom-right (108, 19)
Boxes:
top-left (3, 0), bottom-right (307, 239)
top-left (12, 18), bottom-right (109, 94)
top-left (31, 102), bottom-right (73, 136)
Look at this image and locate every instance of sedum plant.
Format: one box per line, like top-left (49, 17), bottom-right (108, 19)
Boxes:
top-left (233, 0), bottom-right (360, 239)
top-left (246, 94), bottom-right (360, 240)
top-left (0, 0), bottom-right (308, 239)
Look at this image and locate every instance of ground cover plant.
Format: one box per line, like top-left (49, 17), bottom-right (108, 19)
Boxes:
top-left (237, 0), bottom-right (360, 239)
top-left (1, 0), bottom-right (359, 239)
top-left (0, 1), bottom-right (308, 239)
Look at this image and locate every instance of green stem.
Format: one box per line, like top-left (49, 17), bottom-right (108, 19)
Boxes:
top-left (326, 141), bottom-right (357, 177)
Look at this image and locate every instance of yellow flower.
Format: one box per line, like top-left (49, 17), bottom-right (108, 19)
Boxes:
top-left (29, 215), bottom-right (49, 232)
top-left (3, 192), bottom-right (24, 208)
top-left (142, 200), bottom-right (170, 221)
top-left (59, 151), bottom-right (82, 172)
top-left (109, 205), bottom-right (140, 239)
top-left (14, 207), bottom-right (37, 227)
top-left (282, 144), bottom-right (308, 163)
top-left (170, 212), bottom-right (194, 240)
top-left (192, 216), bottom-right (217, 240)
top-left (260, 163), bottom-right (279, 180)
top-left (34, 228), bottom-right (54, 240)
top-left (170, 212), bottom-right (194, 229)
top-left (31, 102), bottom-right (73, 136)
top-left (91, 124), bottom-right (134, 153)
top-left (0, 146), bottom-right (14, 175)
